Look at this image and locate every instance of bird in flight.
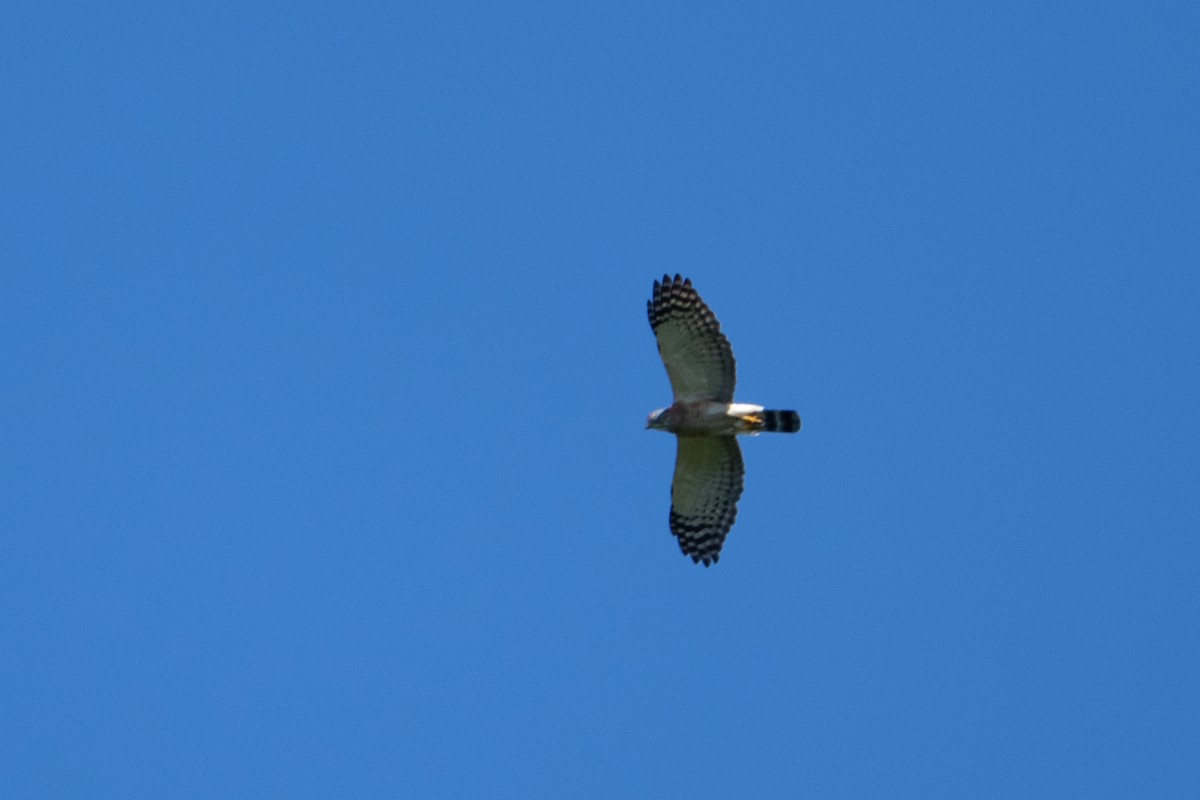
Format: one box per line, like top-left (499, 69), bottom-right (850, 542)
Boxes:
top-left (646, 275), bottom-right (801, 566)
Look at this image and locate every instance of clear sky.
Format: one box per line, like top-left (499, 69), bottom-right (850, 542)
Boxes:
top-left (3, 1), bottom-right (1198, 797)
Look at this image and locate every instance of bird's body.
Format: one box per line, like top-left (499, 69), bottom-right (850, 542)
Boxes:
top-left (648, 401), bottom-right (800, 436)
top-left (646, 275), bottom-right (801, 566)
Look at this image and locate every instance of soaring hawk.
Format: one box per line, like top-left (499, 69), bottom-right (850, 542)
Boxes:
top-left (646, 275), bottom-right (801, 566)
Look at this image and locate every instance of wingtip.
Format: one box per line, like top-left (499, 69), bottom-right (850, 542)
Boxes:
top-left (652, 274), bottom-right (693, 293)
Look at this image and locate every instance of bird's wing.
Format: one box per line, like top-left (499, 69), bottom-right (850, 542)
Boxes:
top-left (669, 436), bottom-right (745, 566)
top-left (647, 275), bottom-right (736, 403)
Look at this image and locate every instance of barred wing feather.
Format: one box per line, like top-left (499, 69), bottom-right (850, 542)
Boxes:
top-left (647, 275), bottom-right (736, 403)
top-left (669, 436), bottom-right (745, 566)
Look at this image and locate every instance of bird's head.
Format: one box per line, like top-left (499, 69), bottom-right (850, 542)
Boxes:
top-left (646, 408), bottom-right (668, 430)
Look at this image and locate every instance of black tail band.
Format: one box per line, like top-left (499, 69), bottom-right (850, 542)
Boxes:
top-left (760, 410), bottom-right (801, 433)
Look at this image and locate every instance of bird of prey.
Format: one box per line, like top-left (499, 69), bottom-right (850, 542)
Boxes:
top-left (646, 275), bottom-right (801, 566)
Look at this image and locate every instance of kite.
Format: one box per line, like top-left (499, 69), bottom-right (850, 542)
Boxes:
top-left (647, 275), bottom-right (801, 566)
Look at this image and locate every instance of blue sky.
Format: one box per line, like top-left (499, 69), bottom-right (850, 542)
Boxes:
top-left (3, 1), bottom-right (1198, 797)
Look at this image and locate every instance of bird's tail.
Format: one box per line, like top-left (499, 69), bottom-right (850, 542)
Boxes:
top-left (760, 410), bottom-right (802, 433)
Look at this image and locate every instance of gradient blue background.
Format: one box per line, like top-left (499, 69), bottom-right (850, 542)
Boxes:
top-left (3, 1), bottom-right (1198, 797)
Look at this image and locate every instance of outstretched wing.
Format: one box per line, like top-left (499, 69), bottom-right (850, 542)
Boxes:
top-left (669, 436), bottom-right (745, 566)
top-left (647, 274), bottom-right (736, 403)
